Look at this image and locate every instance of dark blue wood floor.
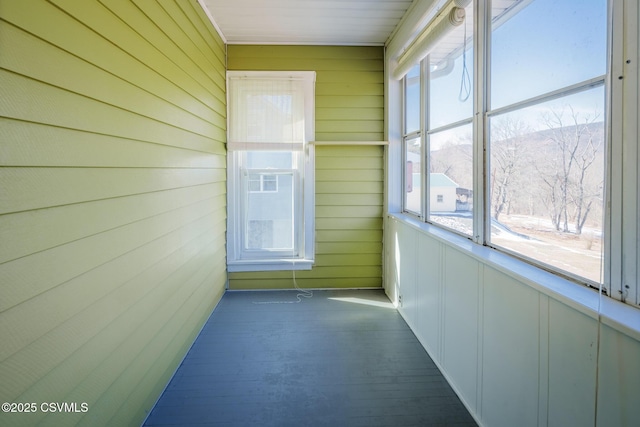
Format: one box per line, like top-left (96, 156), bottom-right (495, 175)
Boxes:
top-left (144, 289), bottom-right (477, 426)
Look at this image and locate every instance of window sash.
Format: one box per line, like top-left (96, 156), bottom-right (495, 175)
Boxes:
top-left (247, 170), bottom-right (283, 194)
top-left (485, 82), bottom-right (606, 287)
top-left (241, 166), bottom-right (301, 258)
top-left (403, 135), bottom-right (423, 216)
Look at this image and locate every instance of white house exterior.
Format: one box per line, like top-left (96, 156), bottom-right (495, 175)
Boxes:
top-left (430, 173), bottom-right (458, 212)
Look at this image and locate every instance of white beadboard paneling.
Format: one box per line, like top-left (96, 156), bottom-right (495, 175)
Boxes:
top-left (202, 0), bottom-right (413, 45)
top-left (388, 210), bottom-right (640, 427)
top-left (548, 299), bottom-right (598, 427)
top-left (397, 222), bottom-right (418, 326)
top-left (416, 233), bottom-right (442, 358)
top-left (384, 217), bottom-right (400, 303)
top-left (596, 325), bottom-right (640, 427)
top-left (442, 246), bottom-right (479, 412)
top-left (538, 294), bottom-right (550, 427)
top-left (481, 266), bottom-right (540, 427)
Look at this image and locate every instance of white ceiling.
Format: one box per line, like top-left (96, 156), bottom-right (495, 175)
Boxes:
top-left (200, 0), bottom-right (415, 46)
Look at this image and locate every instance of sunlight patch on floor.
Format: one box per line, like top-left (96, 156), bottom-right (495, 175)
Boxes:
top-left (328, 296), bottom-right (395, 309)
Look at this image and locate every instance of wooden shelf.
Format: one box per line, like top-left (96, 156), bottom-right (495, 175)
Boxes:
top-left (310, 141), bottom-right (389, 146)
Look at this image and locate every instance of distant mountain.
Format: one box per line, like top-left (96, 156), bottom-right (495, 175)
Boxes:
top-left (428, 121), bottom-right (605, 190)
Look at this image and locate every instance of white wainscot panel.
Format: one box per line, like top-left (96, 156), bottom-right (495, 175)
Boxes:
top-left (384, 218), bottom-right (399, 302)
top-left (596, 325), bottom-right (640, 427)
top-left (442, 247), bottom-right (479, 412)
top-left (416, 233), bottom-right (442, 358)
top-left (397, 221), bottom-right (418, 328)
top-left (548, 299), bottom-right (598, 427)
top-left (481, 267), bottom-right (540, 427)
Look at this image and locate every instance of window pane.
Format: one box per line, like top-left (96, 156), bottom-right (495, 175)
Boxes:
top-left (429, 2), bottom-right (473, 129)
top-left (404, 65), bottom-right (421, 134)
top-left (404, 136), bottom-right (421, 215)
top-left (491, 0), bottom-right (607, 109)
top-left (248, 173), bottom-right (278, 193)
top-left (245, 172), bottom-right (295, 252)
top-left (488, 86), bottom-right (605, 283)
top-left (248, 220), bottom-right (274, 249)
top-left (243, 152), bottom-right (298, 254)
top-left (248, 174), bottom-right (261, 192)
top-left (245, 151), bottom-right (293, 169)
top-left (262, 175), bottom-right (278, 192)
top-left (428, 124), bottom-right (473, 236)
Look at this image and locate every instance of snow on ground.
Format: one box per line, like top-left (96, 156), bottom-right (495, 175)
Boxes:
top-left (430, 212), bottom-right (604, 283)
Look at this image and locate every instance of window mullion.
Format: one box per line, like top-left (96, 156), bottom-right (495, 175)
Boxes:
top-left (605, 0), bottom-right (622, 298)
top-left (473, 0), bottom-right (489, 245)
top-left (422, 57), bottom-right (428, 221)
top-left (616, 0), bottom-right (639, 304)
top-left (486, 76), bottom-right (606, 119)
top-left (401, 76), bottom-right (408, 214)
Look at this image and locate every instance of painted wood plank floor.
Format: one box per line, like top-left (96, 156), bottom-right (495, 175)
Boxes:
top-left (144, 289), bottom-right (477, 426)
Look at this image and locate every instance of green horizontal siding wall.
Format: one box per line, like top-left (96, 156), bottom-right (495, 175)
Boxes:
top-left (0, 1), bottom-right (226, 426)
top-left (227, 45), bottom-right (384, 289)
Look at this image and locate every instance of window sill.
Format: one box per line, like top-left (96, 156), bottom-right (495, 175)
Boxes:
top-left (388, 212), bottom-right (640, 342)
top-left (227, 259), bottom-right (314, 273)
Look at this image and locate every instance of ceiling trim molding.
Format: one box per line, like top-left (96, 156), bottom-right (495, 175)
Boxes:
top-left (225, 41), bottom-right (385, 47)
top-left (196, 0), bottom-right (227, 44)
top-left (200, 0), bottom-right (412, 47)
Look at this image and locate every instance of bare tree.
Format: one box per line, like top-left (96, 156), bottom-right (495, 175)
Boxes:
top-left (539, 172), bottom-right (564, 231)
top-left (568, 121), bottom-right (604, 234)
top-left (539, 106), bottom-right (603, 234)
top-left (490, 117), bottom-right (531, 221)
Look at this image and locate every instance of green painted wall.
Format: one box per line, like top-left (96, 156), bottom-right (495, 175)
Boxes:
top-left (0, 1), bottom-right (226, 426)
top-left (227, 45), bottom-right (384, 289)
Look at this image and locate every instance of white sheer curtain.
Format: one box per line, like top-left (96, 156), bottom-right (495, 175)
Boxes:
top-left (227, 77), bottom-right (306, 151)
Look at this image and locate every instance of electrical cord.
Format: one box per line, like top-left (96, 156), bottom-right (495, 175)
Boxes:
top-left (252, 255), bottom-right (312, 305)
top-left (458, 17), bottom-right (471, 102)
top-left (292, 259), bottom-right (313, 303)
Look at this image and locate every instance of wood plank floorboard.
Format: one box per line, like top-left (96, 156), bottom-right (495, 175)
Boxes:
top-left (144, 289), bottom-right (477, 426)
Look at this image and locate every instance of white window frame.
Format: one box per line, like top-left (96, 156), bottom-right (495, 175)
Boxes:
top-left (402, 63), bottom-right (425, 219)
top-left (226, 71), bottom-right (315, 272)
top-left (248, 172), bottom-right (279, 193)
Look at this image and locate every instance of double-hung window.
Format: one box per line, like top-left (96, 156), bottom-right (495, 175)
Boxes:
top-left (227, 71), bottom-right (316, 272)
